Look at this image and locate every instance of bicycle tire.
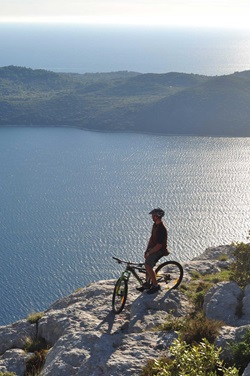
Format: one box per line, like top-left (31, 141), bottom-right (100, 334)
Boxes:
top-left (155, 261), bottom-right (183, 290)
top-left (112, 277), bottom-right (128, 314)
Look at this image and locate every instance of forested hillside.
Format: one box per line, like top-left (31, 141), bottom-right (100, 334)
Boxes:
top-left (0, 65), bottom-right (250, 136)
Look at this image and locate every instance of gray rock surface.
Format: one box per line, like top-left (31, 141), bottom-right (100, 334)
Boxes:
top-left (203, 281), bottom-right (243, 325)
top-left (183, 245), bottom-right (235, 278)
top-left (243, 363), bottom-right (250, 376)
top-left (1, 244), bottom-right (250, 375)
top-left (203, 281), bottom-right (250, 327)
top-left (216, 325), bottom-right (250, 362)
top-left (0, 278), bottom-right (187, 376)
top-left (0, 349), bottom-right (32, 375)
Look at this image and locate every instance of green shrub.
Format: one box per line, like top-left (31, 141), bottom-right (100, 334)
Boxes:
top-left (159, 312), bottom-right (223, 345)
top-left (180, 270), bottom-right (230, 313)
top-left (230, 242), bottom-right (250, 287)
top-left (230, 329), bottom-right (250, 374)
top-left (189, 270), bottom-right (201, 279)
top-left (179, 312), bottom-right (223, 345)
top-left (25, 349), bottom-right (48, 376)
top-left (24, 337), bottom-right (48, 353)
top-left (0, 372), bottom-right (16, 376)
top-left (180, 279), bottom-right (212, 312)
top-left (158, 314), bottom-right (186, 333)
top-left (27, 312), bottom-right (44, 324)
top-left (24, 336), bottom-right (50, 375)
top-left (141, 339), bottom-right (239, 376)
top-left (193, 287), bottom-right (207, 310)
top-left (219, 254), bottom-right (229, 261)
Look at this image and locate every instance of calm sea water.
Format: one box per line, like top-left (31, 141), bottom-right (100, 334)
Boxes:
top-left (0, 24), bottom-right (250, 75)
top-left (0, 127), bottom-right (249, 325)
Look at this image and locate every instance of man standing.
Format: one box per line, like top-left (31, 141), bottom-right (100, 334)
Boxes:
top-left (138, 208), bottom-right (169, 294)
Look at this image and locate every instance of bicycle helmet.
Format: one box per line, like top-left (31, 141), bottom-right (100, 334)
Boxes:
top-left (149, 208), bottom-right (165, 218)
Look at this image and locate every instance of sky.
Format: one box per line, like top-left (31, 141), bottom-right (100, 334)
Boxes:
top-left (0, 0), bottom-right (250, 29)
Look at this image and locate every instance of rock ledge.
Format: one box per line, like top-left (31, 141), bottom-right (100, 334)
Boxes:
top-left (1, 245), bottom-right (250, 376)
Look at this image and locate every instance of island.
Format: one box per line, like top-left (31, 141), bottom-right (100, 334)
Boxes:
top-left (0, 65), bottom-right (250, 136)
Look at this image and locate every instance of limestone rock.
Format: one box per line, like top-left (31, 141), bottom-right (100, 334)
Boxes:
top-left (216, 325), bottom-right (250, 363)
top-left (243, 363), bottom-right (250, 376)
top-left (241, 284), bottom-right (250, 325)
top-left (183, 245), bottom-right (235, 278)
top-left (203, 281), bottom-right (242, 326)
top-left (2, 244), bottom-right (250, 376)
top-left (0, 349), bottom-right (32, 375)
top-left (193, 245), bottom-right (235, 261)
top-left (0, 319), bottom-right (36, 354)
top-left (204, 282), bottom-right (250, 327)
top-left (129, 287), bottom-right (189, 333)
top-left (39, 278), bottom-right (184, 376)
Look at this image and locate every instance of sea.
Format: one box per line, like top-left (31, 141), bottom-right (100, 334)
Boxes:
top-left (0, 24), bottom-right (250, 75)
top-left (0, 24), bottom-right (250, 325)
top-left (1, 127), bottom-right (250, 326)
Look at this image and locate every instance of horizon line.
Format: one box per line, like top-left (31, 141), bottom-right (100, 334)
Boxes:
top-left (0, 16), bottom-right (250, 31)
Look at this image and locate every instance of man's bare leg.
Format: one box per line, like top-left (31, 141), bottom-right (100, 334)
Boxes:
top-left (145, 264), bottom-right (157, 286)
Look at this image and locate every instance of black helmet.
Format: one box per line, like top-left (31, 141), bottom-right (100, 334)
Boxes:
top-left (149, 208), bottom-right (165, 218)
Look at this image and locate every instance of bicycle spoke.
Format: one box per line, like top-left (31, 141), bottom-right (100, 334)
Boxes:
top-left (112, 278), bottom-right (128, 314)
top-left (155, 261), bottom-right (183, 290)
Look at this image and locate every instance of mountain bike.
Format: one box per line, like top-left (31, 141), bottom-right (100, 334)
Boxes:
top-left (112, 256), bottom-right (183, 314)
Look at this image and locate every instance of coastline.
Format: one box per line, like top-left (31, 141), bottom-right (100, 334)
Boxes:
top-left (1, 124), bottom-right (249, 139)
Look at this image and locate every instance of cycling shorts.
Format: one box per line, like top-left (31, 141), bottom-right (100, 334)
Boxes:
top-left (145, 249), bottom-right (167, 268)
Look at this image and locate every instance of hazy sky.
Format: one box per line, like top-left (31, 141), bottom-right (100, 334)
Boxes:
top-left (0, 0), bottom-right (249, 29)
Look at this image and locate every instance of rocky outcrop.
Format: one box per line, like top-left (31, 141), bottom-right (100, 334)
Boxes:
top-left (1, 244), bottom-right (250, 375)
top-left (0, 280), bottom-right (188, 376)
top-left (204, 281), bottom-right (245, 326)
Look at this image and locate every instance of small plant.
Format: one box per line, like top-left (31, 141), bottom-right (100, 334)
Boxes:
top-left (27, 312), bottom-right (44, 324)
top-left (180, 279), bottom-right (212, 311)
top-left (0, 372), bottom-right (16, 376)
top-left (141, 338), bottom-right (239, 376)
top-left (25, 349), bottom-right (48, 376)
top-left (158, 314), bottom-right (186, 333)
top-left (194, 290), bottom-right (206, 310)
top-left (180, 269), bottom-right (230, 313)
top-left (159, 312), bottom-right (223, 345)
top-left (24, 336), bottom-right (50, 375)
top-left (230, 241), bottom-right (250, 287)
top-left (190, 270), bottom-right (201, 279)
top-left (24, 337), bottom-right (48, 353)
top-left (230, 329), bottom-right (250, 374)
top-left (179, 312), bottom-right (223, 345)
top-left (219, 254), bottom-right (229, 261)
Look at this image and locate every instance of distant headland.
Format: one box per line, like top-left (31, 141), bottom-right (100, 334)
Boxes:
top-left (0, 65), bottom-right (250, 137)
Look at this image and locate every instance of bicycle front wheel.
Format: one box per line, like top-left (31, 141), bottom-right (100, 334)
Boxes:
top-left (155, 261), bottom-right (183, 290)
top-left (112, 277), bottom-right (128, 314)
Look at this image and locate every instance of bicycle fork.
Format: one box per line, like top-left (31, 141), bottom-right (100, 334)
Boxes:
top-left (121, 270), bottom-right (131, 282)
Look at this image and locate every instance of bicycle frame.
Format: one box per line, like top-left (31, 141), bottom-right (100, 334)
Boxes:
top-left (113, 257), bottom-right (147, 286)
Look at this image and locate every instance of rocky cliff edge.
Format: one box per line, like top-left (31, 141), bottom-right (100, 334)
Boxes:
top-left (1, 245), bottom-right (250, 376)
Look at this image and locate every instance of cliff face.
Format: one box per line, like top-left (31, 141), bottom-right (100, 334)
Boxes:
top-left (1, 245), bottom-right (250, 375)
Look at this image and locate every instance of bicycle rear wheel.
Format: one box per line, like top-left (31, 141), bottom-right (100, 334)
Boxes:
top-left (112, 277), bottom-right (128, 314)
top-left (155, 261), bottom-right (183, 290)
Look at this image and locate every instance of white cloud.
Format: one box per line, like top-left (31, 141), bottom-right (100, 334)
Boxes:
top-left (0, 0), bottom-right (250, 29)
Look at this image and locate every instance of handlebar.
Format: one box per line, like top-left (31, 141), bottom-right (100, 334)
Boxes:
top-left (112, 256), bottom-right (144, 268)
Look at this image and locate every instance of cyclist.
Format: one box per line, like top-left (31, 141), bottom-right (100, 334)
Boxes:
top-left (137, 208), bottom-right (169, 294)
